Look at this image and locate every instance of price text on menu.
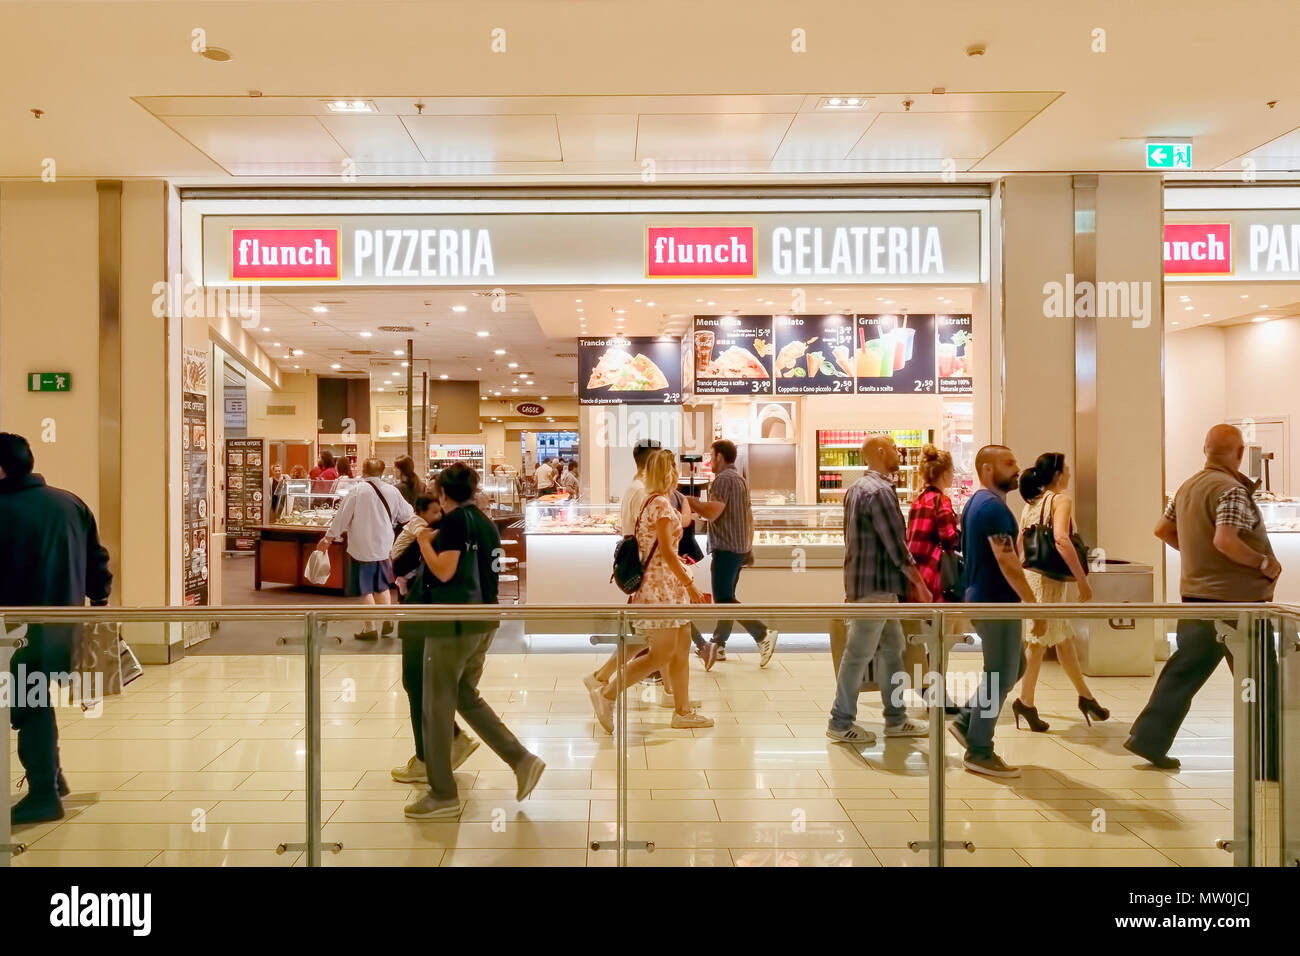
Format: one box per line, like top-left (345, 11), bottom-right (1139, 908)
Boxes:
top-left (692, 315), bottom-right (775, 396)
top-left (853, 314), bottom-right (938, 394)
top-left (773, 314), bottom-right (856, 395)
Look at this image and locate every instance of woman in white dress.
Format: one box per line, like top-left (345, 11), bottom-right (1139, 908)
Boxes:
top-left (589, 449), bottom-right (713, 731)
top-left (1012, 453), bottom-right (1109, 732)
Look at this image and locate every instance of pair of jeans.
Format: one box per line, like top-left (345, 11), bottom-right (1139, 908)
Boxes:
top-left (956, 618), bottom-right (1023, 758)
top-left (1129, 604), bottom-right (1279, 780)
top-left (8, 625), bottom-right (62, 802)
top-left (400, 634), bottom-right (461, 762)
top-left (422, 630), bottom-right (531, 802)
top-left (829, 594), bottom-right (908, 730)
top-left (709, 549), bottom-right (767, 647)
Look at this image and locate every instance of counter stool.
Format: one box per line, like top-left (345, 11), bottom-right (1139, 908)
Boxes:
top-left (498, 554), bottom-right (521, 604)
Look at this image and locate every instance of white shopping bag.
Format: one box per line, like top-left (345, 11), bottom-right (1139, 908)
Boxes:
top-left (304, 549), bottom-right (331, 585)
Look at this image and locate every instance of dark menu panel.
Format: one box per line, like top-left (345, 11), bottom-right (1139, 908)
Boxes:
top-left (936, 313), bottom-right (974, 394)
top-left (225, 437), bottom-right (266, 551)
top-left (853, 314), bottom-right (937, 394)
top-left (691, 315), bottom-right (774, 396)
top-left (578, 336), bottom-right (682, 405)
top-left (773, 314), bottom-right (857, 395)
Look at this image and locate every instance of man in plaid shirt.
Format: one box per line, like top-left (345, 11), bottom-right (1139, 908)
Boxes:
top-left (828, 434), bottom-right (931, 745)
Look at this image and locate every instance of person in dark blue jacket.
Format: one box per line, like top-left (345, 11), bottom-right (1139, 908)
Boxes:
top-left (0, 433), bottom-right (112, 826)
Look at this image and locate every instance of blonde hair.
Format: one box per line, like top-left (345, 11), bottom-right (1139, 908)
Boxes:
top-left (919, 443), bottom-right (953, 487)
top-left (642, 448), bottom-right (678, 496)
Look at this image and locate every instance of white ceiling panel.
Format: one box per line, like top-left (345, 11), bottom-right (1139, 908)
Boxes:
top-left (636, 114), bottom-right (794, 161)
top-left (556, 114), bottom-right (638, 162)
top-left (403, 114), bottom-right (563, 162)
top-left (163, 116), bottom-right (349, 167)
top-left (773, 111), bottom-right (879, 161)
top-left (317, 115), bottom-right (424, 163)
top-left (848, 111), bottom-right (1038, 161)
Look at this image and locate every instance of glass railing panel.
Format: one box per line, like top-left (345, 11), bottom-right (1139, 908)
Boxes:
top-left (1281, 611), bottom-right (1300, 867)
top-left (315, 606), bottom-right (622, 867)
top-left (4, 609), bottom-right (308, 867)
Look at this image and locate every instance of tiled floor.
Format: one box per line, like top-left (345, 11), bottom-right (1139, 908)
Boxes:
top-left (7, 643), bottom-right (1243, 866)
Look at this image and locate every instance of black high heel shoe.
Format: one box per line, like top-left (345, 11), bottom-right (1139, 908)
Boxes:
top-left (1078, 696), bottom-right (1110, 725)
top-left (1012, 698), bottom-right (1050, 732)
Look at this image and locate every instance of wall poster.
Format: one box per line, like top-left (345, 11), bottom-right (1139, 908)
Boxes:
top-left (225, 437), bottom-right (266, 552)
top-left (182, 347), bottom-right (210, 606)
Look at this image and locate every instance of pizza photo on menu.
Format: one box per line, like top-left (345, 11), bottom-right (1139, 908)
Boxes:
top-left (707, 344), bottom-right (769, 379)
top-left (586, 347), bottom-right (670, 392)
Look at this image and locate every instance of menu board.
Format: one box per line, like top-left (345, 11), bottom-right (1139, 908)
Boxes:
top-left (225, 437), bottom-right (265, 552)
top-left (936, 314), bottom-right (974, 394)
top-left (691, 315), bottom-right (774, 395)
top-left (578, 336), bottom-right (682, 405)
top-left (773, 314), bottom-right (857, 395)
top-left (853, 314), bottom-right (937, 394)
top-left (181, 348), bottom-right (209, 606)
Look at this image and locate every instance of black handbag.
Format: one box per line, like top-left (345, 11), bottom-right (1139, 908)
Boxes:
top-left (611, 496), bottom-right (660, 594)
top-left (939, 550), bottom-right (964, 602)
top-left (401, 528), bottom-right (489, 637)
top-left (1022, 493), bottom-right (1089, 582)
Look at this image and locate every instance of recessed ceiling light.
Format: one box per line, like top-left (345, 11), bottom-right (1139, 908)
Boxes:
top-left (646, 301), bottom-right (655, 307)
top-left (292, 349), bottom-right (304, 356)
top-left (476, 367), bottom-right (483, 371)
top-left (1241, 294), bottom-right (1249, 299)
top-left (541, 395), bottom-right (549, 400)
top-left (1253, 315), bottom-right (1271, 323)
top-left (359, 331), bottom-right (372, 337)
top-left (1184, 306), bottom-right (1193, 311)
top-left (401, 361), bottom-right (409, 367)
top-left (393, 349), bottom-right (404, 356)
top-left (439, 374), bottom-right (449, 379)
top-left (696, 299), bottom-right (704, 303)
top-left (476, 330), bottom-right (490, 337)
top-left (293, 364), bottom-right (300, 369)
top-left (508, 361), bottom-right (518, 368)
top-left (377, 387), bottom-right (384, 392)
top-left (634, 298), bottom-right (642, 303)
top-left (324, 99), bottom-right (375, 113)
top-left (313, 305), bottom-right (327, 313)
top-left (547, 417), bottom-right (555, 422)
top-left (273, 342), bottom-right (281, 347)
top-left (706, 301), bottom-right (715, 306)
top-left (494, 349), bottom-right (506, 355)
top-left (451, 305), bottom-right (468, 312)
top-left (511, 387), bottom-right (519, 393)
top-left (1203, 313), bottom-right (1210, 318)
top-left (1260, 304), bottom-right (1270, 308)
top-left (576, 299), bottom-right (583, 303)
top-left (262, 327), bottom-right (270, 332)
top-left (526, 380), bottom-right (535, 385)
top-left (1178, 296), bottom-right (1189, 303)
top-left (330, 363), bottom-right (341, 369)
top-left (1171, 321), bottom-right (1180, 326)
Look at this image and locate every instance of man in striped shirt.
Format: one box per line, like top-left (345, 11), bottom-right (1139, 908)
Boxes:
top-left (829, 434), bottom-right (930, 745)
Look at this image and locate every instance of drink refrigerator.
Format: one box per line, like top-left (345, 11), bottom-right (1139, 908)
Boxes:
top-left (815, 428), bottom-right (933, 505)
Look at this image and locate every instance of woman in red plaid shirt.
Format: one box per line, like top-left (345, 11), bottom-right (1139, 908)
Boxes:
top-left (906, 445), bottom-right (960, 600)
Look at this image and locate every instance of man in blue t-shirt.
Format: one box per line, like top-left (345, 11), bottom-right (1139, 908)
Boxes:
top-left (951, 444), bottom-right (1043, 778)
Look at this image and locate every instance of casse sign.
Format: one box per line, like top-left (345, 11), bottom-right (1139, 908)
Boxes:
top-left (515, 402), bottom-right (545, 417)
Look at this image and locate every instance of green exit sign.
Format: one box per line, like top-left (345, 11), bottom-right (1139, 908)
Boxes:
top-left (1146, 142), bottom-right (1193, 170)
top-left (28, 372), bottom-right (72, 392)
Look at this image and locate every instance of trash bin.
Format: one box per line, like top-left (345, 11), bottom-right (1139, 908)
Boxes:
top-left (1076, 559), bottom-right (1154, 677)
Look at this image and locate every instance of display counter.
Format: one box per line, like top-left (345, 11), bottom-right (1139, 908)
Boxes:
top-left (523, 501), bottom-right (847, 608)
top-left (252, 479), bottom-right (355, 593)
top-left (1165, 498), bottom-right (1300, 604)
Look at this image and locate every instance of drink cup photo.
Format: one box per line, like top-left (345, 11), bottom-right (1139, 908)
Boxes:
top-left (863, 338), bottom-right (889, 377)
top-left (889, 329), bottom-right (907, 371)
top-left (900, 325), bottom-right (916, 361)
top-left (694, 330), bottom-right (715, 373)
top-left (937, 342), bottom-right (957, 377)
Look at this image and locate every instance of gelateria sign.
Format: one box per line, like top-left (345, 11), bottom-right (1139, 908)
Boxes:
top-left (1165, 211), bottom-right (1300, 280)
top-left (203, 210), bottom-right (982, 287)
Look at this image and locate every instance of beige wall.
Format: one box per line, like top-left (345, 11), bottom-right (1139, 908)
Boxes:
top-left (1224, 316), bottom-right (1300, 494)
top-left (1166, 326), bottom-right (1226, 493)
top-left (1002, 174), bottom-right (1165, 589)
top-left (246, 371), bottom-right (318, 441)
top-left (0, 183), bottom-right (101, 509)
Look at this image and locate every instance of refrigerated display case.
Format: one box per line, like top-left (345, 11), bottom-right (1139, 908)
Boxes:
top-left (815, 428), bottom-right (932, 505)
top-left (429, 442), bottom-right (485, 474)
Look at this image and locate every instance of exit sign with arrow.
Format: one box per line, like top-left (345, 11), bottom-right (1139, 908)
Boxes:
top-left (28, 372), bottom-right (72, 392)
top-left (1146, 142), bottom-right (1193, 170)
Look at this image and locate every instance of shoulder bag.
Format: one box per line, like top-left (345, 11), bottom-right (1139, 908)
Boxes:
top-left (1022, 492), bottom-right (1090, 582)
top-left (939, 550), bottom-right (965, 602)
top-left (611, 495), bottom-right (661, 594)
top-left (365, 479), bottom-right (404, 538)
top-left (401, 521), bottom-right (487, 637)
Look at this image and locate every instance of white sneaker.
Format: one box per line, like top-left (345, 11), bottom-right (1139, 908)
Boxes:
top-left (391, 755), bottom-right (426, 784)
top-left (582, 671), bottom-right (605, 693)
top-left (758, 629), bottom-right (778, 667)
top-left (403, 793), bottom-right (463, 819)
top-left (590, 686), bottom-right (614, 734)
top-left (451, 733), bottom-right (480, 770)
top-left (514, 754), bottom-right (546, 801)
top-left (670, 709), bottom-right (715, 729)
top-left (885, 718), bottom-right (930, 737)
top-left (826, 724), bottom-right (877, 745)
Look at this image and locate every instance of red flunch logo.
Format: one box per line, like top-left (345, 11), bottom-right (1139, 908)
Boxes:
top-left (646, 226), bottom-right (756, 278)
top-left (231, 228), bottom-right (341, 280)
top-left (1163, 223), bottom-right (1232, 275)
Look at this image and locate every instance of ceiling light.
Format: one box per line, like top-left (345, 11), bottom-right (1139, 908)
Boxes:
top-left (262, 327), bottom-right (270, 332)
top-left (359, 331), bottom-right (372, 337)
top-left (576, 299), bottom-right (583, 303)
top-left (1253, 315), bottom-right (1271, 323)
top-left (393, 349), bottom-right (404, 356)
top-left (1178, 296), bottom-right (1189, 303)
top-left (312, 305), bottom-right (327, 313)
top-left (696, 299), bottom-right (703, 303)
top-left (451, 305), bottom-right (468, 312)
top-left (1184, 306), bottom-right (1193, 311)
top-left (292, 349), bottom-right (304, 356)
top-left (508, 361), bottom-right (518, 368)
top-left (511, 388), bottom-right (519, 393)
top-left (634, 298), bottom-right (642, 303)
top-left (1203, 313), bottom-right (1210, 318)
top-left (330, 363), bottom-right (341, 369)
top-left (547, 417), bottom-right (555, 422)
top-left (646, 301), bottom-right (655, 307)
top-left (706, 301), bottom-right (715, 306)
top-left (526, 380), bottom-right (534, 385)
top-left (401, 361), bottom-right (409, 367)
top-left (817, 96), bottom-right (871, 110)
top-left (1171, 321), bottom-right (1180, 326)
top-left (1241, 294), bottom-right (1249, 299)
top-left (494, 349), bottom-right (506, 355)
top-left (439, 374), bottom-right (449, 379)
top-left (476, 367), bottom-right (483, 371)
top-left (293, 364), bottom-right (300, 369)
top-left (541, 395), bottom-right (549, 400)
top-left (325, 99), bottom-right (375, 113)
top-left (476, 330), bottom-right (490, 337)
top-left (1260, 303), bottom-right (1270, 308)
top-left (273, 342), bottom-right (281, 347)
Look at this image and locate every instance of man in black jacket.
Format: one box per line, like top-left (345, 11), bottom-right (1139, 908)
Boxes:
top-left (0, 433), bottom-right (112, 825)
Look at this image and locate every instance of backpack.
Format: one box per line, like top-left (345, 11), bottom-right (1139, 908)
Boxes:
top-left (611, 495), bottom-right (661, 595)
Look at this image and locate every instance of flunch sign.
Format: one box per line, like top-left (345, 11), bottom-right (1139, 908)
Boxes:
top-left (646, 226), bottom-right (756, 278)
top-left (231, 228), bottom-right (341, 280)
top-left (1163, 223), bottom-right (1232, 275)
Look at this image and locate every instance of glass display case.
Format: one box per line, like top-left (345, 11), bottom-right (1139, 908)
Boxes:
top-left (274, 478), bottom-right (344, 527)
top-left (751, 503), bottom-right (844, 546)
top-left (1258, 497), bottom-right (1300, 532)
top-left (524, 500), bottom-right (621, 535)
top-left (482, 474), bottom-right (522, 517)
